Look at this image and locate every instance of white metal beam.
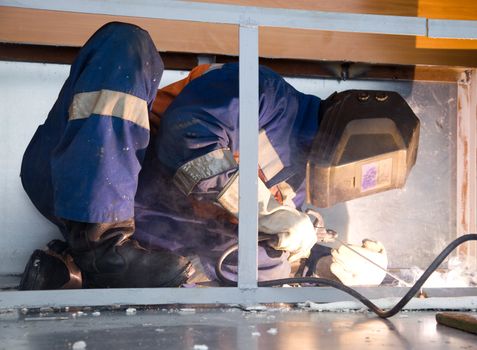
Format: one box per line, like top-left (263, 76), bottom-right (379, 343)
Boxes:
top-left (238, 24), bottom-right (259, 289)
top-left (2, 287), bottom-right (477, 309)
top-left (428, 19), bottom-right (477, 39)
top-left (0, 0), bottom-right (465, 38)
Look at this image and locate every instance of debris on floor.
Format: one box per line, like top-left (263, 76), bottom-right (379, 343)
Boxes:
top-left (178, 308), bottom-right (196, 314)
top-left (72, 340), bottom-right (87, 349)
top-left (24, 316), bottom-right (69, 321)
top-left (241, 304), bottom-right (268, 312)
top-left (125, 307), bottom-right (137, 315)
top-left (1, 306), bottom-right (476, 349)
top-left (192, 345), bottom-right (208, 350)
top-left (300, 296), bottom-right (477, 312)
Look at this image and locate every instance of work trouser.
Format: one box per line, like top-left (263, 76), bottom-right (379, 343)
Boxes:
top-left (20, 21), bottom-right (292, 283)
top-left (20, 21), bottom-right (163, 230)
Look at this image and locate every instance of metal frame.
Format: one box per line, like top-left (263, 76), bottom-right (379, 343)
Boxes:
top-left (1, 0), bottom-right (477, 309)
top-left (238, 24), bottom-right (259, 289)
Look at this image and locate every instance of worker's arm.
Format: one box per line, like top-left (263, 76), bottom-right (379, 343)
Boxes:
top-left (155, 64), bottom-right (317, 260)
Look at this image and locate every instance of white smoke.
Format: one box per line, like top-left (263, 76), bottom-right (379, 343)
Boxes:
top-left (400, 257), bottom-right (477, 288)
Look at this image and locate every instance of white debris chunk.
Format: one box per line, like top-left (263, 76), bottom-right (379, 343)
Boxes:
top-left (179, 308), bottom-right (196, 314)
top-left (193, 345), bottom-right (208, 350)
top-left (0, 309), bottom-right (19, 320)
top-left (125, 308), bottom-right (137, 315)
top-left (242, 305), bottom-right (267, 311)
top-left (251, 331), bottom-right (261, 336)
top-left (25, 316), bottom-right (69, 321)
top-left (266, 328), bottom-right (278, 335)
top-left (155, 328), bottom-right (165, 332)
top-left (72, 340), bottom-right (87, 349)
top-left (92, 311), bottom-right (101, 317)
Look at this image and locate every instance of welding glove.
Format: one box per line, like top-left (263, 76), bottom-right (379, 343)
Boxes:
top-left (330, 239), bottom-right (388, 286)
top-left (218, 173), bottom-right (317, 262)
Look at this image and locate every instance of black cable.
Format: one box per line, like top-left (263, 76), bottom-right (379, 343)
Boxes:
top-left (215, 233), bottom-right (477, 318)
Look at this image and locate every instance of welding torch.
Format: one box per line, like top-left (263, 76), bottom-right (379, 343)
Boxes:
top-left (305, 208), bottom-right (412, 287)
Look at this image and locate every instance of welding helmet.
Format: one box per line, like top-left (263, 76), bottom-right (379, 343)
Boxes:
top-left (306, 90), bottom-right (420, 208)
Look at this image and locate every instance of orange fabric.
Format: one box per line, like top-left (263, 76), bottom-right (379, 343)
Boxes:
top-left (151, 63), bottom-right (211, 119)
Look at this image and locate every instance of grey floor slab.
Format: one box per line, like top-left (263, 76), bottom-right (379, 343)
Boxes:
top-left (0, 306), bottom-right (476, 350)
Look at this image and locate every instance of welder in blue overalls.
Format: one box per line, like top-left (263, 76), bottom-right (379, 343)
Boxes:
top-left (19, 22), bottom-right (390, 290)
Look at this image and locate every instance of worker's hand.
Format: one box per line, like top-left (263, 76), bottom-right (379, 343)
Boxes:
top-left (268, 210), bottom-right (317, 263)
top-left (330, 239), bottom-right (388, 286)
top-left (217, 174), bottom-right (317, 262)
top-left (306, 208), bottom-right (337, 243)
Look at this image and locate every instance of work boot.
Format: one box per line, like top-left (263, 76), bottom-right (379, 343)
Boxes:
top-left (65, 219), bottom-right (192, 288)
top-left (19, 239), bottom-right (83, 290)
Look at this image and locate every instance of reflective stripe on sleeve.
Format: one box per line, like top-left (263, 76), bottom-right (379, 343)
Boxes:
top-left (217, 171), bottom-right (239, 216)
top-left (174, 149), bottom-right (237, 195)
top-left (68, 89), bottom-right (149, 130)
top-left (258, 129), bottom-right (284, 181)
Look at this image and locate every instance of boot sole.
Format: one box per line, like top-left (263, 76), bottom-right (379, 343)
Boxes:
top-left (84, 261), bottom-right (194, 288)
top-left (19, 250), bottom-right (44, 290)
top-left (19, 250), bottom-right (72, 290)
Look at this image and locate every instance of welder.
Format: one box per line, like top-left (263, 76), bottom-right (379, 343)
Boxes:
top-left (19, 22), bottom-right (418, 290)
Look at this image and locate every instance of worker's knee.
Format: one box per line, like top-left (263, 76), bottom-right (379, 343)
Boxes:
top-left (88, 21), bottom-right (159, 59)
top-left (78, 20), bottom-right (163, 101)
top-left (95, 21), bottom-right (150, 41)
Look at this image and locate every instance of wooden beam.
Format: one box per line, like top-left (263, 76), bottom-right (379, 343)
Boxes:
top-left (436, 312), bottom-right (477, 335)
top-left (0, 43), bottom-right (467, 82)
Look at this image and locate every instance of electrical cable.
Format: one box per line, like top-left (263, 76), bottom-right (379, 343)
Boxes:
top-left (215, 233), bottom-right (477, 318)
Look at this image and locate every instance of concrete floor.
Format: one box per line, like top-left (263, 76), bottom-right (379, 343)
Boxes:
top-left (0, 306), bottom-right (475, 350)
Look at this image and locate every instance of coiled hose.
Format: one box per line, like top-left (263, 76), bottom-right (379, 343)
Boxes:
top-left (215, 233), bottom-right (477, 318)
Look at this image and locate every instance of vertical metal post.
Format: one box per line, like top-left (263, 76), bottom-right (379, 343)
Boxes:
top-left (456, 70), bottom-right (477, 267)
top-left (238, 23), bottom-right (259, 289)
